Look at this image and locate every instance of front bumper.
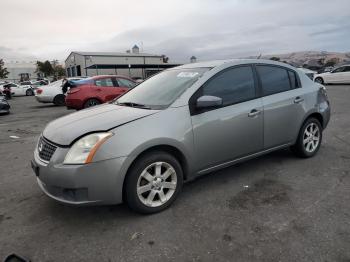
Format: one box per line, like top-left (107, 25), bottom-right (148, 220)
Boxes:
top-left (32, 147), bottom-right (127, 206)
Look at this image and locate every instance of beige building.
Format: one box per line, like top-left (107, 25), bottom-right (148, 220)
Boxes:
top-left (65, 46), bottom-right (179, 79)
top-left (2, 61), bottom-right (37, 82)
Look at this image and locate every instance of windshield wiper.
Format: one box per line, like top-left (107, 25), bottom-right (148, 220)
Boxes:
top-left (116, 102), bottom-right (151, 109)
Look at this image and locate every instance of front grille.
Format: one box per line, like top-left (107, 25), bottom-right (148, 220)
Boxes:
top-left (38, 137), bottom-right (57, 162)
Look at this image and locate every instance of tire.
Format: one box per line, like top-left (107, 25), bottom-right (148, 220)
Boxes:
top-left (315, 77), bottom-right (324, 84)
top-left (26, 89), bottom-right (34, 96)
top-left (291, 117), bottom-right (322, 158)
top-left (124, 151), bottom-right (183, 214)
top-left (83, 98), bottom-right (101, 108)
top-left (53, 94), bottom-right (66, 106)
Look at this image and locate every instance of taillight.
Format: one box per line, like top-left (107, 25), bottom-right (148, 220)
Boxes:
top-left (68, 88), bottom-right (80, 94)
top-left (36, 89), bottom-right (43, 94)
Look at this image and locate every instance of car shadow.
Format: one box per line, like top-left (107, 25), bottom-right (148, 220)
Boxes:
top-left (33, 148), bottom-right (299, 226)
top-left (29, 104), bottom-right (65, 109)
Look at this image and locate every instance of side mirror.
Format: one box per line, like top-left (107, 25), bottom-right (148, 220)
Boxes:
top-left (196, 95), bottom-right (222, 108)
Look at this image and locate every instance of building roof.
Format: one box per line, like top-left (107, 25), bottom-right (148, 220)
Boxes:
top-left (67, 51), bottom-right (161, 61)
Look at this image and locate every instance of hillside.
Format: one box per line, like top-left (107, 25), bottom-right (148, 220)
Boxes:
top-left (260, 51), bottom-right (350, 67)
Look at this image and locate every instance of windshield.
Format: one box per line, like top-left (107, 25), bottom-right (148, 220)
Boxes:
top-left (115, 68), bottom-right (209, 109)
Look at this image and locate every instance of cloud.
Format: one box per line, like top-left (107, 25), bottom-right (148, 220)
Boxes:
top-left (0, 0), bottom-right (349, 62)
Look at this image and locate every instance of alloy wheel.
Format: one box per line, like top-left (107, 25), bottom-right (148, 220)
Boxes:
top-left (303, 122), bottom-right (320, 153)
top-left (137, 161), bottom-right (177, 207)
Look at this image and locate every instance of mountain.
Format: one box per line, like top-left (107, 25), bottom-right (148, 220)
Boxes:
top-left (258, 51), bottom-right (350, 67)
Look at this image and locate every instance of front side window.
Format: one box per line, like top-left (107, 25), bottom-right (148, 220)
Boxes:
top-left (201, 66), bottom-right (256, 106)
top-left (288, 71), bottom-right (299, 89)
top-left (257, 65), bottom-right (291, 96)
top-left (118, 78), bottom-right (136, 88)
top-left (332, 67), bottom-right (345, 73)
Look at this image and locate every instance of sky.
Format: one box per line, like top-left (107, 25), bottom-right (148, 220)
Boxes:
top-left (0, 0), bottom-right (349, 63)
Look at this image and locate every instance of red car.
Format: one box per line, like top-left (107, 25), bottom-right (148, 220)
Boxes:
top-left (65, 75), bottom-right (136, 110)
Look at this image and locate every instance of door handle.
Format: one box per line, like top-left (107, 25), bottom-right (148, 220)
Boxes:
top-left (248, 109), bottom-right (261, 117)
top-left (294, 97), bottom-right (304, 103)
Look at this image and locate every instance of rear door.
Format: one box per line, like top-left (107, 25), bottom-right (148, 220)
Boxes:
top-left (256, 65), bottom-right (306, 149)
top-left (94, 77), bottom-right (116, 102)
top-left (191, 65), bottom-right (264, 171)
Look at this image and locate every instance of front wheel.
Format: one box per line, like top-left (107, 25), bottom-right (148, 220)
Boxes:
top-left (53, 94), bottom-right (66, 106)
top-left (26, 89), bottom-right (34, 96)
top-left (291, 118), bottom-right (322, 158)
top-left (124, 151), bottom-right (183, 214)
top-left (83, 98), bottom-right (101, 108)
top-left (314, 77), bottom-right (324, 84)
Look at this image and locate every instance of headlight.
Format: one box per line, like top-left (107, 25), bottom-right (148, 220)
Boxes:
top-left (64, 132), bottom-right (113, 164)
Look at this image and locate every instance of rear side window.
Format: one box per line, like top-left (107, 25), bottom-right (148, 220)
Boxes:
top-left (202, 66), bottom-right (256, 106)
top-left (95, 78), bottom-right (114, 87)
top-left (257, 65), bottom-right (291, 96)
top-left (288, 71), bottom-right (299, 89)
top-left (117, 78), bottom-right (136, 88)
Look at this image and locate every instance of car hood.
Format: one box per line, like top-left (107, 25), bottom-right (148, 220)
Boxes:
top-left (316, 72), bottom-right (331, 77)
top-left (43, 103), bottom-right (159, 146)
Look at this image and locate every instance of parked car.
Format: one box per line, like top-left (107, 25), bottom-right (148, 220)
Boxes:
top-left (0, 84), bottom-right (12, 99)
top-left (297, 67), bottom-right (317, 80)
top-left (314, 65), bottom-right (350, 84)
top-left (35, 77), bottom-right (84, 106)
top-left (0, 95), bottom-right (10, 114)
top-left (65, 75), bottom-right (136, 109)
top-left (32, 59), bottom-right (330, 214)
top-left (0, 82), bottom-right (34, 96)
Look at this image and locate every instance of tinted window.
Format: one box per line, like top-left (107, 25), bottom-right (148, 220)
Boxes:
top-left (344, 66), bottom-right (350, 72)
top-left (95, 78), bottom-right (114, 87)
top-left (288, 71), bottom-right (299, 89)
top-left (118, 78), bottom-right (136, 88)
top-left (201, 66), bottom-right (256, 106)
top-left (76, 65), bottom-right (81, 76)
top-left (333, 67), bottom-right (345, 73)
top-left (257, 66), bottom-right (291, 96)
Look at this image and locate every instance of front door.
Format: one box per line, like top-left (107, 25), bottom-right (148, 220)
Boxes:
top-left (191, 65), bottom-right (264, 171)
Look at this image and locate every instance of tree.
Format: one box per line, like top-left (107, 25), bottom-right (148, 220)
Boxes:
top-left (324, 57), bottom-right (339, 67)
top-left (36, 60), bottom-right (54, 77)
top-left (270, 57), bottom-right (280, 61)
top-left (161, 55), bottom-right (169, 63)
top-left (0, 59), bottom-right (9, 79)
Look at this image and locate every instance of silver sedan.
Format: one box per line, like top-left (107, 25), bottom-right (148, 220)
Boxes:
top-left (32, 59), bottom-right (330, 213)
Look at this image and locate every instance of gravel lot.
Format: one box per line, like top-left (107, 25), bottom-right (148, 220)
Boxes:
top-left (0, 86), bottom-right (349, 262)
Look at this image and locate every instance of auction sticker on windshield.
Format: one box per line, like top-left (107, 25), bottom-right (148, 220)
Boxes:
top-left (177, 72), bottom-right (199, 78)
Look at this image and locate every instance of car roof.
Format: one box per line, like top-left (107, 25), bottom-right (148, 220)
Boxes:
top-left (90, 75), bottom-right (134, 81)
top-left (174, 59), bottom-right (297, 70)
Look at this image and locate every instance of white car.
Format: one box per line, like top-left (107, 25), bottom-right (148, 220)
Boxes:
top-left (314, 65), bottom-right (350, 84)
top-left (0, 82), bottom-right (34, 96)
top-left (297, 68), bottom-right (317, 80)
top-left (35, 77), bottom-right (84, 105)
